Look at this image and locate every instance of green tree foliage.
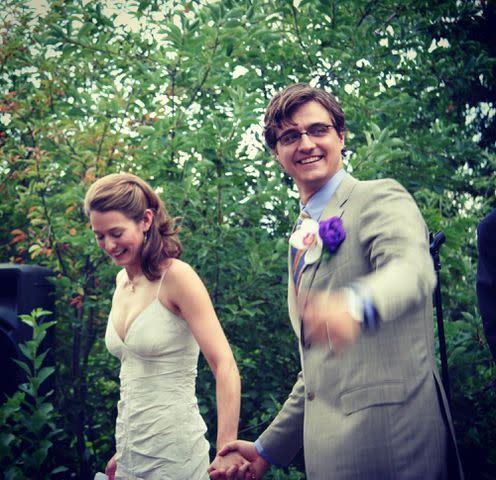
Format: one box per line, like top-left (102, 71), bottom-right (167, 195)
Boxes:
top-left (0, 0), bottom-right (494, 478)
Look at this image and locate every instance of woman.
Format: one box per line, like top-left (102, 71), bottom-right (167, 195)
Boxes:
top-left (84, 172), bottom-right (245, 479)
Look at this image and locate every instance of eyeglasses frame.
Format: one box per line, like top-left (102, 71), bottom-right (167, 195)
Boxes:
top-left (276, 123), bottom-right (336, 146)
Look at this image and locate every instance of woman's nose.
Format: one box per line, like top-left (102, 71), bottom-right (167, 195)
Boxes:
top-left (104, 238), bottom-right (117, 253)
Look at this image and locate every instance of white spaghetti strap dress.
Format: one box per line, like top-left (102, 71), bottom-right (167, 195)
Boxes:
top-left (105, 276), bottom-right (210, 480)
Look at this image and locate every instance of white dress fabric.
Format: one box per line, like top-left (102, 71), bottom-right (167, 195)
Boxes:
top-left (105, 283), bottom-right (210, 480)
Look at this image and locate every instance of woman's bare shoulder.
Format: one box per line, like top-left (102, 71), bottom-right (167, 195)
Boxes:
top-left (162, 258), bottom-right (196, 280)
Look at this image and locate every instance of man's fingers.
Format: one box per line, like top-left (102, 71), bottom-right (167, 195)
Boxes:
top-left (239, 462), bottom-right (250, 472)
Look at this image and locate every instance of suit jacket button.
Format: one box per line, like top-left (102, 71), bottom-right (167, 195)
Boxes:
top-left (307, 392), bottom-right (315, 401)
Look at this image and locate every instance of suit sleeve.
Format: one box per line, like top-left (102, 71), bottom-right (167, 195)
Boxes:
top-left (354, 179), bottom-right (436, 323)
top-left (257, 370), bottom-right (305, 466)
top-left (477, 209), bottom-right (496, 359)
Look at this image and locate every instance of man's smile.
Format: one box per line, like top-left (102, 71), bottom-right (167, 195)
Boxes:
top-left (297, 155), bottom-right (323, 165)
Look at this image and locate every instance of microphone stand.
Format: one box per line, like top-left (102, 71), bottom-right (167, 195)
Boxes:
top-left (430, 231), bottom-right (451, 408)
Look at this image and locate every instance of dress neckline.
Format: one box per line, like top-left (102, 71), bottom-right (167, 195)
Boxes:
top-left (111, 299), bottom-right (159, 344)
top-left (112, 267), bottom-right (174, 343)
top-left (110, 298), bottom-right (183, 344)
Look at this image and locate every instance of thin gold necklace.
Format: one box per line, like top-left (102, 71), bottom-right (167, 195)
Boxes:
top-left (124, 273), bottom-right (140, 293)
top-left (124, 278), bottom-right (136, 292)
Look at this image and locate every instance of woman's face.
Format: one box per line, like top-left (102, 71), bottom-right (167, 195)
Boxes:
top-left (90, 209), bottom-right (149, 271)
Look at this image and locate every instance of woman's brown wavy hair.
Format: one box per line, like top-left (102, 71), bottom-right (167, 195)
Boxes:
top-left (84, 172), bottom-right (182, 281)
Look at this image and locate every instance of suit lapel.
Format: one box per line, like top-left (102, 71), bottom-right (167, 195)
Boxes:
top-left (287, 251), bottom-right (300, 336)
top-left (296, 174), bottom-right (358, 310)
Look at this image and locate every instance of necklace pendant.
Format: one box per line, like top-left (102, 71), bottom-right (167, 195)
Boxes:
top-left (125, 278), bottom-right (135, 292)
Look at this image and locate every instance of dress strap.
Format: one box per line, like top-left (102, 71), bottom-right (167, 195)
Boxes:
top-left (156, 266), bottom-right (170, 300)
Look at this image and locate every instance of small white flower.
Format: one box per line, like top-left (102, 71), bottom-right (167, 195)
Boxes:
top-left (0, 113), bottom-right (12, 126)
top-left (379, 38), bottom-right (389, 47)
top-left (165, 50), bottom-right (178, 60)
top-left (30, 77), bottom-right (41, 89)
top-left (438, 38), bottom-right (450, 48)
top-left (406, 49), bottom-right (417, 60)
top-left (428, 39), bottom-right (438, 53)
top-left (290, 218), bottom-right (322, 265)
top-left (344, 83), bottom-right (354, 94)
top-left (356, 58), bottom-right (371, 68)
top-left (23, 66), bottom-right (38, 75)
top-left (385, 76), bottom-right (396, 88)
top-left (45, 46), bottom-right (62, 59)
top-left (232, 65), bottom-right (249, 79)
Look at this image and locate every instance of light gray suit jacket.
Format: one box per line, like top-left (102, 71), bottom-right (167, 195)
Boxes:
top-left (259, 174), bottom-right (463, 479)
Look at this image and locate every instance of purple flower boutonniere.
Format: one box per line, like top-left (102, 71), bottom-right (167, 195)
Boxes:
top-left (319, 216), bottom-right (346, 254)
top-left (290, 216), bottom-right (346, 265)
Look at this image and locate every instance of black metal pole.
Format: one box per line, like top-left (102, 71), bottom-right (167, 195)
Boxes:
top-left (430, 232), bottom-right (451, 408)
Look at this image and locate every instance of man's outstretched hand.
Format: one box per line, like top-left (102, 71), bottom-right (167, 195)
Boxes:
top-left (303, 291), bottom-right (361, 352)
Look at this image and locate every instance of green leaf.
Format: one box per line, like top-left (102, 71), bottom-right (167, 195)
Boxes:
top-left (78, 22), bottom-right (94, 39)
top-left (13, 359), bottom-right (32, 377)
top-left (18, 344), bottom-right (33, 360)
top-left (138, 126), bottom-right (156, 136)
top-left (34, 350), bottom-right (49, 369)
top-left (37, 367), bottom-right (55, 386)
top-left (166, 23), bottom-right (183, 47)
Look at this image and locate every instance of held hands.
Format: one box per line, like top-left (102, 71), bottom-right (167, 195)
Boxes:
top-left (302, 291), bottom-right (361, 352)
top-left (208, 450), bottom-right (250, 479)
top-left (208, 440), bottom-right (270, 480)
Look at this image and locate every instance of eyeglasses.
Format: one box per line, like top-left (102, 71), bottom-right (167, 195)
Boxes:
top-left (276, 123), bottom-right (335, 146)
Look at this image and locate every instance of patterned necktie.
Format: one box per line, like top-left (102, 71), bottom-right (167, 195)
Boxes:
top-left (291, 210), bottom-right (311, 293)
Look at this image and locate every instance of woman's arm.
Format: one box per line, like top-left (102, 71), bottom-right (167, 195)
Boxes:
top-left (160, 259), bottom-right (241, 450)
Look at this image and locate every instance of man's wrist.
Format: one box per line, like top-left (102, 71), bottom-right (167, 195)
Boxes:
top-left (254, 438), bottom-right (274, 465)
top-left (343, 287), bottom-right (364, 324)
top-left (344, 285), bottom-right (379, 331)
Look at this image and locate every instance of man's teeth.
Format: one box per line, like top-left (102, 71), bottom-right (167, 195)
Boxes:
top-left (300, 156), bottom-right (320, 164)
top-left (113, 250), bottom-right (125, 256)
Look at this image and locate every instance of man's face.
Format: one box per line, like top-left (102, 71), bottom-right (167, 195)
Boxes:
top-left (273, 100), bottom-right (344, 204)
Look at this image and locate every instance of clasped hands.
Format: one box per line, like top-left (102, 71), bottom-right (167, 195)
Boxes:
top-left (208, 441), bottom-right (269, 480)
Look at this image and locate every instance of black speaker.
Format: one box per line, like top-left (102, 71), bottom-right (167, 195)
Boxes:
top-left (0, 263), bottom-right (55, 402)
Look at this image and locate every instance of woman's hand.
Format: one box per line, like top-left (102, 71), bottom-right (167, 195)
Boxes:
top-left (105, 453), bottom-right (117, 480)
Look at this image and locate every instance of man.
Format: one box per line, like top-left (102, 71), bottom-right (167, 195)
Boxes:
top-left (210, 83), bottom-right (463, 479)
top-left (477, 208), bottom-right (496, 360)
